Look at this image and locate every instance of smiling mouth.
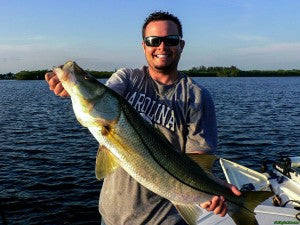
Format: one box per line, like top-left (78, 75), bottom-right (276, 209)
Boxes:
top-left (155, 54), bottom-right (171, 59)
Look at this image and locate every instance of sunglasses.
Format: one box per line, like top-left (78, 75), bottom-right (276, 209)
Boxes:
top-left (143, 35), bottom-right (182, 47)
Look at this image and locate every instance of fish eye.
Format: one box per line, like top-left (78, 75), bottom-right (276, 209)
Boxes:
top-left (84, 75), bottom-right (90, 80)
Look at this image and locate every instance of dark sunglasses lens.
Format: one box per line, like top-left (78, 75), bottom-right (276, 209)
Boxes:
top-left (164, 36), bottom-right (180, 46)
top-left (144, 36), bottom-right (180, 47)
top-left (145, 37), bottom-right (161, 47)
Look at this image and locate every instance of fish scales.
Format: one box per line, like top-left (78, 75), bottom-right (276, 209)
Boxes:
top-left (100, 103), bottom-right (206, 203)
top-left (118, 98), bottom-right (230, 201)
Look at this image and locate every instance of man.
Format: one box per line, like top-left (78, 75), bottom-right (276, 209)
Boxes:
top-left (45, 11), bottom-right (240, 225)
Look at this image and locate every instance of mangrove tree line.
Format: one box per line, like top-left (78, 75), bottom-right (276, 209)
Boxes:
top-left (1, 66), bottom-right (299, 80)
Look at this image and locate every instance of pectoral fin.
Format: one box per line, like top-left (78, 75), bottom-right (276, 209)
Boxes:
top-left (172, 202), bottom-right (203, 225)
top-left (95, 145), bottom-right (119, 180)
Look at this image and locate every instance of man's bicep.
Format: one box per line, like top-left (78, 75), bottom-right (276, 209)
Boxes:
top-left (185, 89), bottom-right (217, 154)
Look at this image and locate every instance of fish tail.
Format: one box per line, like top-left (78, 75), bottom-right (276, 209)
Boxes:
top-left (228, 191), bottom-right (273, 225)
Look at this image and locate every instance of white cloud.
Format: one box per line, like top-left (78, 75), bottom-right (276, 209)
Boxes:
top-left (0, 43), bottom-right (73, 73)
top-left (232, 34), bottom-right (269, 42)
top-left (0, 42), bottom-right (67, 53)
top-left (182, 41), bottom-right (300, 70)
top-left (23, 35), bottom-right (47, 41)
top-left (235, 42), bottom-right (300, 55)
top-left (0, 42), bottom-right (145, 73)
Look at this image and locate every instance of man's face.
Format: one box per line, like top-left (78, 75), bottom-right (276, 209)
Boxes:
top-left (142, 20), bottom-right (185, 74)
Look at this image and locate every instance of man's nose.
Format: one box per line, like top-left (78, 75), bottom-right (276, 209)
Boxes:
top-left (157, 40), bottom-right (167, 48)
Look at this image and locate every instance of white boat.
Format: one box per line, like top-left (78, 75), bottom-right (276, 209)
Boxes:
top-left (196, 156), bottom-right (300, 225)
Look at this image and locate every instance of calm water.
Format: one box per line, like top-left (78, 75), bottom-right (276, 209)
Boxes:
top-left (0, 77), bottom-right (299, 225)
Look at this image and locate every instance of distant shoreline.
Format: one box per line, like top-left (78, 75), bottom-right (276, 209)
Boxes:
top-left (1, 66), bottom-right (300, 80)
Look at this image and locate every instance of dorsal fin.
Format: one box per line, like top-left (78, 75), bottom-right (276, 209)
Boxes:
top-left (95, 145), bottom-right (120, 180)
top-left (186, 153), bottom-right (219, 175)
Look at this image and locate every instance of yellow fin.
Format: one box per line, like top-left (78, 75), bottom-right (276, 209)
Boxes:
top-left (95, 145), bottom-right (119, 180)
top-left (229, 190), bottom-right (274, 225)
top-left (172, 202), bottom-right (203, 225)
top-left (186, 153), bottom-right (218, 174)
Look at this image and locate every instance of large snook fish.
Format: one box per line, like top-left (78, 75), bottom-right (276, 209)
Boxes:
top-left (53, 61), bottom-right (273, 225)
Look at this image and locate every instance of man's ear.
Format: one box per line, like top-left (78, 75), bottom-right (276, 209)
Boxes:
top-left (180, 40), bottom-right (185, 52)
top-left (142, 41), bottom-right (146, 53)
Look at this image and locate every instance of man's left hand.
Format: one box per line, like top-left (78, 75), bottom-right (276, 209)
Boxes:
top-left (200, 183), bottom-right (241, 217)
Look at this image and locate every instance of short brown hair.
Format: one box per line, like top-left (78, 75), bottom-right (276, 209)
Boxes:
top-left (142, 11), bottom-right (183, 39)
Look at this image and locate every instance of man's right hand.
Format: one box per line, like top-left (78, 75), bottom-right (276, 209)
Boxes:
top-left (45, 72), bottom-right (70, 97)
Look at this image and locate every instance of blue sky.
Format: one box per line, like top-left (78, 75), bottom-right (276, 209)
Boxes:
top-left (0, 0), bottom-right (300, 73)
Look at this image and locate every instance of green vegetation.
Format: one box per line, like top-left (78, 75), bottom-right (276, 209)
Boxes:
top-left (0, 66), bottom-right (299, 80)
top-left (15, 70), bottom-right (49, 80)
top-left (0, 70), bottom-right (114, 80)
top-left (181, 66), bottom-right (300, 77)
top-left (0, 72), bottom-right (15, 80)
top-left (86, 70), bottom-right (114, 79)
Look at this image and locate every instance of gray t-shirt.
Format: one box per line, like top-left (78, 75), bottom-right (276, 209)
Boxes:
top-left (99, 66), bottom-right (217, 225)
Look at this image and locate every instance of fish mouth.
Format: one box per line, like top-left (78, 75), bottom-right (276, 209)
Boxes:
top-left (53, 66), bottom-right (77, 93)
top-left (59, 70), bottom-right (72, 82)
top-left (54, 61), bottom-right (77, 82)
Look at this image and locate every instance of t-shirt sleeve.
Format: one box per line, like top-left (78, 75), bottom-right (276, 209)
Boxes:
top-left (105, 68), bottom-right (130, 96)
top-left (185, 88), bottom-right (217, 154)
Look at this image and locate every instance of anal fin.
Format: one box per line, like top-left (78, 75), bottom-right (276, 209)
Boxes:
top-left (172, 201), bottom-right (203, 225)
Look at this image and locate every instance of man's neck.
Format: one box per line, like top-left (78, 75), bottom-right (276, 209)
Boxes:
top-left (148, 68), bottom-right (178, 85)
